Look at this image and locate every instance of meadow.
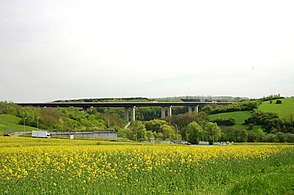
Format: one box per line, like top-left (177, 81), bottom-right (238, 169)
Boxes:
top-left (208, 111), bottom-right (252, 129)
top-left (259, 98), bottom-right (294, 121)
top-left (0, 114), bottom-right (35, 135)
top-left (208, 111), bottom-right (263, 131)
top-left (0, 137), bottom-right (293, 194)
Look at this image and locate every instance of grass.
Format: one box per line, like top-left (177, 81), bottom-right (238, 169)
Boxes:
top-left (0, 137), bottom-right (293, 194)
top-left (259, 97), bottom-right (294, 121)
top-left (0, 114), bottom-right (36, 135)
top-left (208, 111), bottom-right (262, 130)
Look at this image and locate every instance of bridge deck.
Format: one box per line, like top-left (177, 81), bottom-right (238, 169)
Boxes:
top-left (17, 102), bottom-right (233, 108)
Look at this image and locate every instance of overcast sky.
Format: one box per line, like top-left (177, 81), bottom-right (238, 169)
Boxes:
top-left (0, 0), bottom-right (293, 102)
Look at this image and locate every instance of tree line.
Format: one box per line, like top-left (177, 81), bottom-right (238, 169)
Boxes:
top-left (0, 100), bottom-right (294, 143)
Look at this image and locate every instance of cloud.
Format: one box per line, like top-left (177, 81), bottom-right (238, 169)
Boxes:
top-left (0, 0), bottom-right (293, 101)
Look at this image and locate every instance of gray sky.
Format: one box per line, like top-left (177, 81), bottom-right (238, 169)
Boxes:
top-left (0, 0), bottom-right (293, 102)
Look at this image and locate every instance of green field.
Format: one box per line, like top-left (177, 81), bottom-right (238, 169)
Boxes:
top-left (259, 98), bottom-right (294, 121)
top-left (0, 114), bottom-right (35, 135)
top-left (208, 111), bottom-right (254, 129)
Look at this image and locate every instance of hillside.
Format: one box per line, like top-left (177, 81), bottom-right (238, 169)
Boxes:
top-left (0, 114), bottom-right (36, 135)
top-left (208, 111), bottom-right (252, 129)
top-left (258, 98), bottom-right (294, 121)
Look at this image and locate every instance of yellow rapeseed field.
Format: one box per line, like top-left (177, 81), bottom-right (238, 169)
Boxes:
top-left (0, 137), bottom-right (293, 194)
top-left (0, 137), bottom-right (291, 182)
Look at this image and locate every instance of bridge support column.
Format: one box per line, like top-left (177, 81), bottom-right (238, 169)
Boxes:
top-left (125, 107), bottom-right (130, 122)
top-left (188, 106), bottom-right (193, 113)
top-left (168, 106), bottom-right (172, 117)
top-left (161, 107), bottom-right (166, 119)
top-left (195, 105), bottom-right (199, 113)
top-left (187, 105), bottom-right (199, 113)
top-left (131, 106), bottom-right (136, 121)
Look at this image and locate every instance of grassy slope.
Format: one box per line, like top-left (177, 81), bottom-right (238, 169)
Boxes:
top-left (208, 111), bottom-right (262, 130)
top-left (259, 98), bottom-right (294, 121)
top-left (209, 111), bottom-right (252, 129)
top-left (0, 114), bottom-right (35, 135)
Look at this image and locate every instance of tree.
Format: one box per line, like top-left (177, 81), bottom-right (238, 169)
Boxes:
top-left (264, 133), bottom-right (278, 142)
top-left (167, 112), bottom-right (207, 140)
top-left (186, 122), bottom-right (203, 144)
top-left (284, 133), bottom-right (294, 143)
top-left (201, 106), bottom-right (213, 114)
top-left (145, 119), bottom-right (167, 133)
top-left (130, 121), bottom-right (147, 141)
top-left (276, 132), bottom-right (285, 142)
top-left (161, 124), bottom-right (176, 141)
top-left (203, 122), bottom-right (221, 145)
top-left (256, 128), bottom-right (265, 142)
top-left (247, 131), bottom-right (258, 142)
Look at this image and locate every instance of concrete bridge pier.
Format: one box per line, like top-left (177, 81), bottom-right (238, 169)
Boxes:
top-left (161, 107), bottom-right (166, 119)
top-left (188, 105), bottom-right (199, 113)
top-left (132, 106), bottom-right (136, 121)
top-left (195, 105), bottom-right (199, 113)
top-left (188, 106), bottom-right (192, 113)
top-left (161, 106), bottom-right (173, 119)
top-left (125, 107), bottom-right (130, 122)
top-left (125, 106), bottom-right (136, 122)
top-left (168, 106), bottom-right (172, 117)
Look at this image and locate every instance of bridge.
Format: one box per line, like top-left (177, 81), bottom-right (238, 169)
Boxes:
top-left (17, 101), bottom-right (233, 121)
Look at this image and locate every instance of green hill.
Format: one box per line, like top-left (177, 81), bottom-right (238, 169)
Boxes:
top-left (208, 111), bottom-right (253, 129)
top-left (0, 114), bottom-right (36, 135)
top-left (258, 98), bottom-right (294, 121)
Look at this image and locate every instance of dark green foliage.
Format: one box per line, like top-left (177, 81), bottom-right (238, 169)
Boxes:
top-left (209, 101), bottom-right (260, 114)
top-left (186, 122), bottom-right (202, 144)
top-left (245, 110), bottom-right (294, 133)
top-left (275, 100), bottom-right (282, 104)
top-left (166, 112), bottom-right (207, 140)
top-left (136, 107), bottom-right (160, 121)
top-left (263, 133), bottom-right (278, 142)
top-left (284, 133), bottom-right (294, 142)
top-left (275, 132), bottom-right (285, 142)
top-left (260, 94), bottom-right (284, 101)
top-left (201, 105), bottom-right (214, 114)
top-left (144, 119), bottom-right (175, 140)
top-left (203, 122), bottom-right (221, 145)
top-left (0, 102), bottom-right (19, 115)
top-left (221, 127), bottom-right (248, 142)
top-left (145, 119), bottom-right (167, 132)
top-left (211, 118), bottom-right (236, 126)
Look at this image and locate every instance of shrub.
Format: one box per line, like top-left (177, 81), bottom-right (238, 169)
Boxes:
top-left (263, 134), bottom-right (278, 142)
top-left (212, 118), bottom-right (236, 126)
top-left (275, 132), bottom-right (285, 142)
top-left (284, 133), bottom-right (294, 143)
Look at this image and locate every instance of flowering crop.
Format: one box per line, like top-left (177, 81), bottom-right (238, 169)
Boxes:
top-left (0, 137), bottom-right (293, 194)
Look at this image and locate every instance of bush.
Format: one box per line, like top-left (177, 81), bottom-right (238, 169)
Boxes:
top-left (275, 132), bottom-right (285, 142)
top-left (263, 134), bottom-right (278, 142)
top-left (247, 131), bottom-right (257, 142)
top-left (212, 118), bottom-right (236, 126)
top-left (275, 100), bottom-right (282, 104)
top-left (284, 133), bottom-right (294, 143)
